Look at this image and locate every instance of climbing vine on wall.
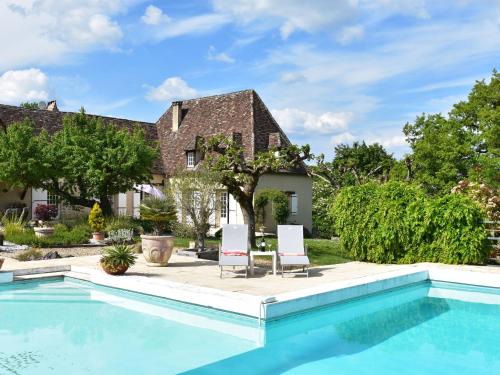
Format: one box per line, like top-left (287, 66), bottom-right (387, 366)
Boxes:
top-left (255, 189), bottom-right (290, 227)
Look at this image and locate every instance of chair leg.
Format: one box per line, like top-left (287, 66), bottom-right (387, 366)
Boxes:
top-left (220, 266), bottom-right (223, 279)
top-left (245, 266), bottom-right (248, 279)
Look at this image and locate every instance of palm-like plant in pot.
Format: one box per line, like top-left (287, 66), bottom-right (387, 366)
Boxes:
top-left (100, 244), bottom-right (137, 275)
top-left (140, 194), bottom-right (177, 266)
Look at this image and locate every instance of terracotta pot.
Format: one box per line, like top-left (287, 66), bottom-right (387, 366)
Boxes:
top-left (100, 261), bottom-right (129, 275)
top-left (34, 227), bottom-right (55, 238)
top-left (141, 235), bottom-right (175, 266)
top-left (92, 232), bottom-right (105, 241)
top-left (0, 258), bottom-right (4, 270)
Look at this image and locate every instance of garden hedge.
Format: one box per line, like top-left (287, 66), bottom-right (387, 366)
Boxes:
top-left (331, 181), bottom-right (489, 264)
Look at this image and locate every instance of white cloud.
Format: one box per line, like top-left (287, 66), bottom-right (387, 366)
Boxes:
top-left (0, 0), bottom-right (126, 70)
top-left (261, 15), bottom-right (500, 87)
top-left (207, 46), bottom-right (235, 63)
top-left (337, 25), bottom-right (364, 45)
top-left (141, 5), bottom-right (169, 25)
top-left (141, 9), bottom-right (231, 40)
top-left (272, 108), bottom-right (352, 134)
top-left (0, 68), bottom-right (49, 105)
top-left (213, 0), bottom-right (358, 39)
top-left (145, 77), bottom-right (198, 102)
top-left (331, 131), bottom-right (357, 145)
top-left (212, 0), bottom-right (434, 39)
top-left (365, 135), bottom-right (408, 148)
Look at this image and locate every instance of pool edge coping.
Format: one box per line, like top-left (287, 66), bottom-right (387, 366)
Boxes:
top-left (2, 264), bottom-right (499, 320)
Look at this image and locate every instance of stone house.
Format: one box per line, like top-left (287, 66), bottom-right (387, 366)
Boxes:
top-left (0, 90), bottom-right (312, 232)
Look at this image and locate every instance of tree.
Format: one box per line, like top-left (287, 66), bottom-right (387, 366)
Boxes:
top-left (202, 135), bottom-right (312, 248)
top-left (309, 142), bottom-right (394, 238)
top-left (0, 110), bottom-right (158, 216)
top-left (404, 70), bottom-right (499, 194)
top-left (20, 101), bottom-right (41, 109)
top-left (312, 142), bottom-right (394, 189)
top-left (403, 114), bottom-right (474, 195)
top-left (170, 168), bottom-right (221, 252)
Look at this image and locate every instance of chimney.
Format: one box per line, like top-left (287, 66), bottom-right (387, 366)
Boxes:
top-left (172, 101), bottom-right (182, 132)
top-left (46, 100), bottom-right (58, 111)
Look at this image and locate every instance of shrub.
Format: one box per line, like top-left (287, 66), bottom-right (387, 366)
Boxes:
top-left (15, 248), bottom-right (43, 261)
top-left (139, 196), bottom-right (177, 235)
top-left (171, 222), bottom-right (197, 239)
top-left (88, 202), bottom-right (105, 233)
top-left (312, 180), bottom-right (337, 238)
top-left (5, 224), bottom-right (90, 247)
top-left (255, 189), bottom-right (290, 226)
top-left (34, 204), bottom-right (58, 222)
top-left (332, 182), bottom-right (490, 265)
top-left (108, 229), bottom-right (134, 243)
top-left (332, 182), bottom-right (379, 261)
top-left (404, 194), bottom-right (489, 264)
top-left (105, 215), bottom-right (143, 235)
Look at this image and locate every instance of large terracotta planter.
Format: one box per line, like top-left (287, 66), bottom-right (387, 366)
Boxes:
top-left (34, 227), bottom-right (54, 238)
top-left (141, 235), bottom-right (175, 266)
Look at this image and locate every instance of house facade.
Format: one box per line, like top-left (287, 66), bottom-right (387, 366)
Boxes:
top-left (156, 90), bottom-right (312, 232)
top-left (0, 90), bottom-right (312, 232)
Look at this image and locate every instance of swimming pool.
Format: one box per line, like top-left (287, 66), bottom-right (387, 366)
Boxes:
top-left (0, 278), bottom-right (498, 374)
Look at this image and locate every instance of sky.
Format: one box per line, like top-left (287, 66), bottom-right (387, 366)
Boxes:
top-left (0, 0), bottom-right (499, 159)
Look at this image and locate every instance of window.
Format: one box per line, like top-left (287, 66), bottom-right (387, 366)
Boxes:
top-left (47, 193), bottom-right (59, 206)
top-left (186, 151), bottom-right (195, 168)
top-left (220, 191), bottom-right (228, 219)
top-left (47, 192), bottom-right (60, 218)
top-left (290, 193), bottom-right (298, 215)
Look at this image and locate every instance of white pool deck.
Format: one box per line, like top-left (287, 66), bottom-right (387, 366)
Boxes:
top-left (1, 254), bottom-right (499, 320)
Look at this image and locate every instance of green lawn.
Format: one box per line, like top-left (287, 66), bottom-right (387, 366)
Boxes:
top-left (174, 236), bottom-right (351, 266)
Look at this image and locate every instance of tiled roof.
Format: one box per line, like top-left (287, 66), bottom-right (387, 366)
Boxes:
top-left (156, 89), bottom-right (307, 176)
top-left (0, 104), bottom-right (164, 174)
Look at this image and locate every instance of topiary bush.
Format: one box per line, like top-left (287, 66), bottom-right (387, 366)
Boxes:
top-left (332, 182), bottom-right (490, 265)
top-left (88, 202), bottom-right (105, 233)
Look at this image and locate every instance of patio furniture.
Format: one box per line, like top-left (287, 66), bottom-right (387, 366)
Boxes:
top-left (249, 250), bottom-right (277, 276)
top-left (219, 224), bottom-right (249, 278)
top-left (277, 225), bottom-right (310, 277)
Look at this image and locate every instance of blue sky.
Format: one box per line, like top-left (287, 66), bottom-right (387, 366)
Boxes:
top-left (0, 0), bottom-right (499, 159)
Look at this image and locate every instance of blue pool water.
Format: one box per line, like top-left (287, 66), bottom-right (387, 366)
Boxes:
top-left (0, 278), bottom-right (499, 374)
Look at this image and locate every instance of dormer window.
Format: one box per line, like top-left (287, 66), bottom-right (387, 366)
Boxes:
top-left (186, 151), bottom-right (195, 168)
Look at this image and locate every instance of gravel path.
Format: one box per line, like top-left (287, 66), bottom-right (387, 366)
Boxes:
top-left (0, 246), bottom-right (106, 259)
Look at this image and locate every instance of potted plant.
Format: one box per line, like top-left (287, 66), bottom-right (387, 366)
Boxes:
top-left (89, 202), bottom-right (106, 241)
top-left (33, 204), bottom-right (58, 238)
top-left (100, 244), bottom-right (137, 275)
top-left (140, 195), bottom-right (177, 266)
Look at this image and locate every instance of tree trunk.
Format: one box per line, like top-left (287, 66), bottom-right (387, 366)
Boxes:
top-left (196, 230), bottom-right (205, 253)
top-left (240, 198), bottom-right (256, 249)
top-left (99, 196), bottom-right (114, 217)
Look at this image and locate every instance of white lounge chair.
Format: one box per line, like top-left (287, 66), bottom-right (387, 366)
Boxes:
top-left (219, 224), bottom-right (249, 278)
top-left (277, 225), bottom-right (310, 277)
